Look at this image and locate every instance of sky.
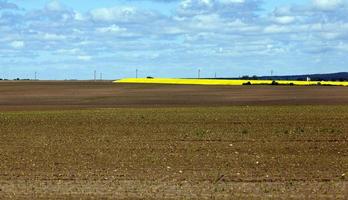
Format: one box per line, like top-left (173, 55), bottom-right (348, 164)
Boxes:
top-left (1, 0), bottom-right (348, 80)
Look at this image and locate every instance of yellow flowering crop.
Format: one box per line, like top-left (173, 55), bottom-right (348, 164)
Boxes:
top-left (114, 78), bottom-right (348, 86)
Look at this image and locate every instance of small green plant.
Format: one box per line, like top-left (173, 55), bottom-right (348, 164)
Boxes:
top-left (196, 130), bottom-right (205, 138)
top-left (195, 129), bottom-right (211, 138)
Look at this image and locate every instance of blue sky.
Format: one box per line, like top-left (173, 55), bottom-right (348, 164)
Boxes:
top-left (1, 0), bottom-right (347, 80)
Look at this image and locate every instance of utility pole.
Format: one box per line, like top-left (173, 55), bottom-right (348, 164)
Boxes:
top-left (94, 70), bottom-right (96, 81)
top-left (34, 72), bottom-right (37, 80)
top-left (214, 72), bottom-right (217, 79)
top-left (198, 69), bottom-right (201, 79)
top-left (136, 69), bottom-right (138, 78)
top-left (100, 72), bottom-right (102, 80)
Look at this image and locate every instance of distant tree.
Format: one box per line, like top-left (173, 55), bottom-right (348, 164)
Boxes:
top-left (251, 75), bottom-right (258, 80)
top-left (271, 80), bottom-right (279, 85)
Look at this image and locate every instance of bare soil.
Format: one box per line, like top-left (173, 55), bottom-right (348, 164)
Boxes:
top-left (0, 81), bottom-right (347, 199)
top-left (0, 81), bottom-right (348, 111)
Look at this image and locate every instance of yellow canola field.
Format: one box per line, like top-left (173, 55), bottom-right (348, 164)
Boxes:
top-left (115, 78), bottom-right (348, 86)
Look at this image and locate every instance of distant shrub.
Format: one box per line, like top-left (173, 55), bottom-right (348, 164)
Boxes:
top-left (321, 84), bottom-right (334, 86)
top-left (243, 81), bottom-right (252, 85)
top-left (271, 81), bottom-right (279, 85)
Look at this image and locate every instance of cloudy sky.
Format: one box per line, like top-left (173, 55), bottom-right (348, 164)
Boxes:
top-left (1, 0), bottom-right (347, 80)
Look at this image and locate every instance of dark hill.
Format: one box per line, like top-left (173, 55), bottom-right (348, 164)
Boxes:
top-left (214, 72), bottom-right (348, 81)
top-left (260, 72), bottom-right (348, 81)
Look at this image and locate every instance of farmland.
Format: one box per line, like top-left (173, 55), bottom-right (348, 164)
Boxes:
top-left (1, 81), bottom-right (348, 111)
top-left (0, 81), bottom-right (347, 198)
top-left (116, 78), bottom-right (348, 86)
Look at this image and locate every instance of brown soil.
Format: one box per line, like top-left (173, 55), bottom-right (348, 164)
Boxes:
top-left (0, 81), bottom-right (347, 111)
top-left (0, 81), bottom-right (347, 199)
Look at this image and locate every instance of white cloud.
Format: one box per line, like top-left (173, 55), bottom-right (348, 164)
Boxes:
top-left (90, 7), bottom-right (137, 22)
top-left (1, 0), bottom-right (348, 77)
top-left (10, 41), bottom-right (25, 49)
top-left (77, 55), bottom-right (92, 61)
top-left (312, 0), bottom-right (344, 10)
top-left (320, 32), bottom-right (341, 40)
top-left (181, 0), bottom-right (213, 9)
top-left (96, 25), bottom-right (127, 34)
top-left (190, 14), bottom-right (223, 29)
top-left (74, 12), bottom-right (86, 21)
top-left (42, 33), bottom-right (67, 41)
top-left (219, 0), bottom-right (245, 4)
top-left (264, 25), bottom-right (291, 34)
top-left (178, 0), bottom-right (261, 20)
top-left (45, 0), bottom-right (65, 12)
top-left (335, 42), bottom-right (348, 51)
top-left (272, 16), bottom-right (295, 24)
top-left (273, 6), bottom-right (292, 16)
top-left (57, 48), bottom-right (80, 55)
top-left (162, 27), bottom-right (187, 35)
